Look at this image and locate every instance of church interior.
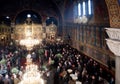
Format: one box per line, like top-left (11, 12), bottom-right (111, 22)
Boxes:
top-left (0, 0), bottom-right (119, 84)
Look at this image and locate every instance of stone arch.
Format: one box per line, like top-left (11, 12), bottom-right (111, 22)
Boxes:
top-left (50, 0), bottom-right (63, 35)
top-left (0, 16), bottom-right (11, 26)
top-left (45, 17), bottom-right (58, 26)
top-left (15, 10), bottom-right (42, 25)
top-left (105, 0), bottom-right (120, 27)
top-left (13, 9), bottom-right (42, 23)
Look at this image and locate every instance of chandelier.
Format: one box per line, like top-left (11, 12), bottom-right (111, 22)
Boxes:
top-left (19, 64), bottom-right (44, 84)
top-left (19, 54), bottom-right (44, 84)
top-left (20, 37), bottom-right (40, 50)
top-left (74, 15), bottom-right (88, 24)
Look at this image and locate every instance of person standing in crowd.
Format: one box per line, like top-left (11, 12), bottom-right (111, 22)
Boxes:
top-left (0, 74), bottom-right (4, 84)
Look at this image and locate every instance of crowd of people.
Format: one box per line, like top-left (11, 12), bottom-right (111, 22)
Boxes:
top-left (43, 43), bottom-right (115, 84)
top-left (0, 42), bottom-right (115, 84)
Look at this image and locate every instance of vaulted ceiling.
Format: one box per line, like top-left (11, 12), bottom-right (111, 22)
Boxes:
top-left (0, 0), bottom-right (68, 21)
top-left (0, 0), bottom-right (73, 35)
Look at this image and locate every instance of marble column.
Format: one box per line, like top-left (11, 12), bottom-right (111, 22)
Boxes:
top-left (116, 56), bottom-right (120, 84)
top-left (105, 28), bottom-right (120, 84)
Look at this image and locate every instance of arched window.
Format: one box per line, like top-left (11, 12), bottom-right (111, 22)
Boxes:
top-left (78, 3), bottom-right (81, 16)
top-left (88, 0), bottom-right (92, 15)
top-left (82, 1), bottom-right (86, 15)
top-left (75, 0), bottom-right (93, 17)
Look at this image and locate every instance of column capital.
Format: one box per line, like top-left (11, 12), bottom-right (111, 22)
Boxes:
top-left (106, 39), bottom-right (120, 56)
top-left (105, 28), bottom-right (120, 40)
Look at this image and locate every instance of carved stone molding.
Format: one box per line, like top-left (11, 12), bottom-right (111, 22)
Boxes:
top-left (106, 39), bottom-right (120, 56)
top-left (105, 28), bottom-right (120, 40)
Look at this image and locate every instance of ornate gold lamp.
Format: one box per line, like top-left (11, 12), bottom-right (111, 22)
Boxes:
top-left (18, 54), bottom-right (44, 84)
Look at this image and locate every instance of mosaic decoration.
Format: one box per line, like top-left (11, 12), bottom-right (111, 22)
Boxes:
top-left (105, 0), bottom-right (120, 27)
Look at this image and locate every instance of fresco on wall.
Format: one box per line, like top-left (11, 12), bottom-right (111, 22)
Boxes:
top-left (64, 23), bottom-right (115, 68)
top-left (100, 27), bottom-right (105, 48)
top-left (95, 27), bottom-right (101, 47)
top-left (83, 26), bottom-right (86, 43)
top-left (88, 26), bottom-right (91, 44)
top-left (66, 24), bottom-right (107, 49)
top-left (86, 26), bottom-right (89, 44)
top-left (86, 46), bottom-right (93, 56)
top-left (81, 27), bottom-right (84, 43)
top-left (94, 49), bottom-right (108, 65)
top-left (85, 46), bottom-right (111, 66)
top-left (76, 27), bottom-right (79, 41)
top-left (91, 27), bottom-right (96, 46)
top-left (79, 27), bottom-right (82, 42)
top-left (74, 25), bottom-right (104, 47)
top-left (78, 26), bottom-right (80, 41)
